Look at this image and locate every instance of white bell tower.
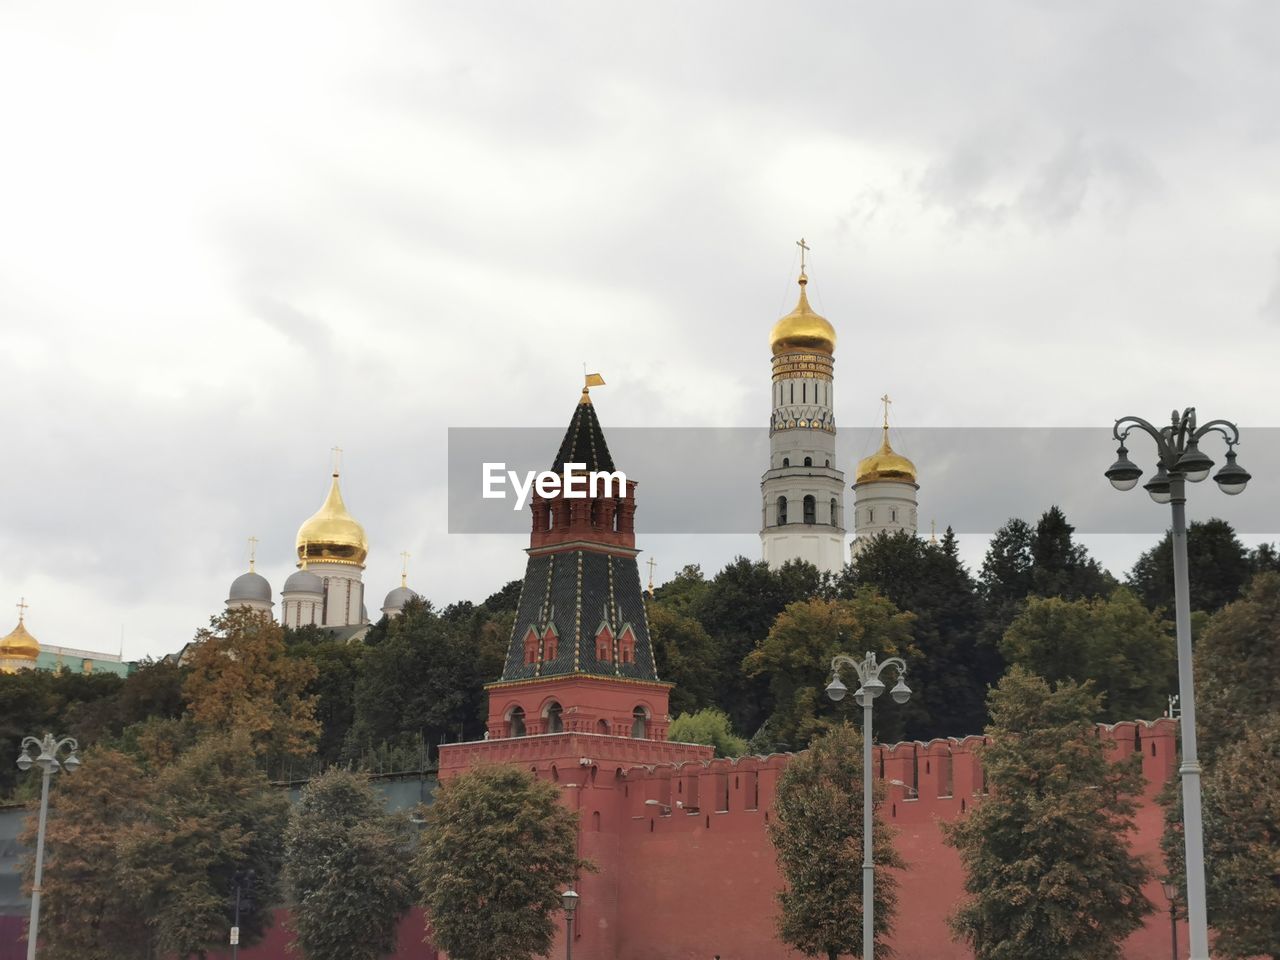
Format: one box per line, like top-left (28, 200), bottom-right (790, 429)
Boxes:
top-left (760, 241), bottom-right (846, 575)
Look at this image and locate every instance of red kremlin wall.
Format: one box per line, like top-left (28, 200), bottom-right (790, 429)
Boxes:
top-left (22, 717), bottom-right (1179, 960)
top-left (432, 716), bottom-right (1188, 960)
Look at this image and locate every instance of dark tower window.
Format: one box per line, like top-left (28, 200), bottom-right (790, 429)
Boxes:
top-left (546, 701), bottom-right (563, 734)
top-left (509, 707), bottom-right (526, 738)
top-left (803, 456), bottom-right (812, 467)
top-left (803, 495), bottom-right (816, 525)
top-left (631, 706), bottom-right (648, 739)
top-left (782, 457), bottom-right (789, 467)
top-left (777, 496), bottom-right (788, 525)
top-left (830, 497), bottom-right (838, 525)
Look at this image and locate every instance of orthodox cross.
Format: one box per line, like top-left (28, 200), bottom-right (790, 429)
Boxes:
top-left (16, 597), bottom-right (28, 622)
top-left (880, 394), bottom-right (892, 430)
top-left (646, 557), bottom-right (657, 596)
top-left (248, 536), bottom-right (259, 572)
top-left (331, 446), bottom-right (343, 475)
top-left (400, 551), bottom-right (411, 587)
top-left (930, 519), bottom-right (937, 544)
top-left (796, 237), bottom-right (809, 272)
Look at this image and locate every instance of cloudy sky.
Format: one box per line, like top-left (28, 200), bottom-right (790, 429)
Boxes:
top-left (2, 2), bottom-right (1278, 660)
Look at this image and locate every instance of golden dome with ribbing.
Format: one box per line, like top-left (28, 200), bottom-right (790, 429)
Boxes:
top-left (296, 473), bottom-right (368, 565)
top-left (770, 272), bottom-right (836, 357)
top-left (856, 429), bottom-right (917, 485)
top-left (0, 618), bottom-right (40, 664)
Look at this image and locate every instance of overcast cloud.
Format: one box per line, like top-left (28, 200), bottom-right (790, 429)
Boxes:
top-left (1, 1), bottom-right (1277, 660)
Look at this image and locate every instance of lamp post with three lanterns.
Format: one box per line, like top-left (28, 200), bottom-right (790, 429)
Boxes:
top-left (825, 651), bottom-right (911, 960)
top-left (15, 733), bottom-right (81, 960)
top-left (1104, 407), bottom-right (1250, 960)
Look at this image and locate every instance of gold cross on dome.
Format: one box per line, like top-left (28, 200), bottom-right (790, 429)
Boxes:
top-left (16, 597), bottom-right (28, 622)
top-left (400, 551), bottom-right (411, 587)
top-left (646, 557), bottom-right (657, 595)
top-left (880, 394), bottom-right (892, 430)
top-left (331, 446), bottom-right (343, 475)
top-left (248, 536), bottom-right (259, 572)
top-left (796, 237), bottom-right (809, 272)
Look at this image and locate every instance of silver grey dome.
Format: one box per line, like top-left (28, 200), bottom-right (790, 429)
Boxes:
top-left (228, 571), bottom-right (272, 603)
top-left (382, 585), bottom-right (418, 611)
top-left (283, 569), bottom-right (324, 595)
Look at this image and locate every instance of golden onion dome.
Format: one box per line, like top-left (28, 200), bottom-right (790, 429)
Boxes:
top-left (296, 473), bottom-right (368, 565)
top-left (770, 272), bottom-right (837, 357)
top-left (0, 617), bottom-right (40, 663)
top-left (856, 428), bottom-right (918, 485)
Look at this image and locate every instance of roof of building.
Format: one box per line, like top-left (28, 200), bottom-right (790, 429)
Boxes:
top-left (552, 390), bottom-right (616, 473)
top-left (228, 570), bottom-right (272, 603)
top-left (769, 271), bottom-right (836, 357)
top-left (296, 471), bottom-right (368, 565)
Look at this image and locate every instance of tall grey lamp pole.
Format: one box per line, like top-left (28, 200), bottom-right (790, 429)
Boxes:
top-left (561, 888), bottom-right (579, 960)
top-left (825, 652), bottom-right (911, 960)
top-left (1105, 407), bottom-right (1250, 960)
top-left (15, 733), bottom-right (81, 960)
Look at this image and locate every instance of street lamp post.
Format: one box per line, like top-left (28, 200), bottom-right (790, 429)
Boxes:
top-left (1162, 881), bottom-right (1181, 960)
top-left (825, 651), bottom-right (911, 960)
top-left (15, 733), bottom-right (81, 960)
top-left (561, 888), bottom-right (579, 960)
top-left (1105, 407), bottom-right (1250, 960)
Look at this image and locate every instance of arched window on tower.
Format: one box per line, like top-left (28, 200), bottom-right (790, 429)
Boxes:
top-left (509, 706), bottom-right (526, 738)
top-left (545, 701), bottom-right (563, 734)
top-left (777, 496), bottom-right (788, 525)
top-left (830, 497), bottom-right (839, 526)
top-left (803, 495), bottom-right (816, 525)
top-left (631, 706), bottom-right (649, 739)
top-left (804, 456), bottom-right (812, 467)
top-left (782, 457), bottom-right (790, 467)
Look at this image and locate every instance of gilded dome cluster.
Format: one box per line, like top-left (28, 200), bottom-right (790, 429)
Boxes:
top-left (769, 273), bottom-right (837, 357)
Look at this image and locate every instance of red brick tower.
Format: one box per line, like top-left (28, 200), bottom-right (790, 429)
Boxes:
top-left (438, 383), bottom-right (712, 960)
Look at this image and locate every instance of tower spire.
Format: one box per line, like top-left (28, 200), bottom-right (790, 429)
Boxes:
top-left (646, 557), bottom-right (657, 597)
top-left (400, 551), bottom-right (411, 588)
top-left (248, 536), bottom-right (259, 572)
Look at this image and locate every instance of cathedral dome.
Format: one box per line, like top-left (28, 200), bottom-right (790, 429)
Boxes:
top-left (296, 472), bottom-right (368, 565)
top-left (0, 618), bottom-right (40, 663)
top-left (856, 430), bottom-right (917, 485)
top-left (283, 568), bottom-right (324, 595)
top-left (382, 585), bottom-right (418, 615)
top-left (770, 273), bottom-right (836, 357)
top-left (228, 571), bottom-right (272, 604)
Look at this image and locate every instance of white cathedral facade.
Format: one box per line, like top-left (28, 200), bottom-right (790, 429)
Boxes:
top-left (223, 466), bottom-right (420, 639)
top-left (760, 259), bottom-right (921, 575)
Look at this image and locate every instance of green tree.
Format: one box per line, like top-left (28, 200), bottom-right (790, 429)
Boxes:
top-left (347, 599), bottom-right (488, 762)
top-left (1030, 506), bottom-right (1115, 600)
top-left (285, 769), bottom-right (415, 960)
top-left (842, 528), bottom-right (991, 738)
top-left (1192, 571), bottom-right (1280, 764)
top-left (416, 765), bottom-right (586, 960)
top-left (999, 588), bottom-right (1176, 721)
top-left (1161, 573), bottom-right (1280, 956)
top-left (19, 749), bottom-right (156, 959)
top-left (1127, 518), bottom-right (1253, 616)
top-left (285, 627), bottom-right (365, 767)
top-left (651, 563), bottom-right (710, 617)
top-left (769, 724), bottom-right (903, 960)
top-left (121, 732), bottom-right (290, 957)
top-left (943, 668), bottom-right (1151, 960)
top-left (979, 518), bottom-right (1035, 606)
top-left (1197, 714), bottom-right (1280, 959)
top-left (648, 603), bottom-right (718, 716)
top-left (744, 593), bottom-right (917, 751)
top-left (691, 557), bottom-right (825, 737)
top-left (183, 607), bottom-right (320, 761)
top-left (667, 708), bottom-right (748, 757)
